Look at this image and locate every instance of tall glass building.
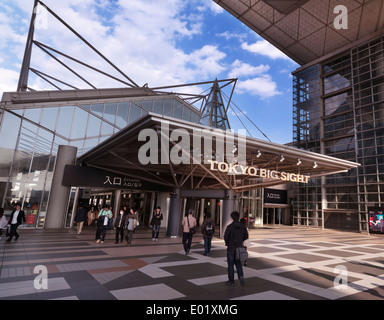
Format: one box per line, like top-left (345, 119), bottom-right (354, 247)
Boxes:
top-left (293, 36), bottom-right (384, 231)
top-left (214, 0), bottom-right (384, 232)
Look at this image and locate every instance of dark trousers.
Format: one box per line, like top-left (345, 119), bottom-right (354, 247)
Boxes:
top-left (182, 232), bottom-right (193, 253)
top-left (204, 237), bottom-right (212, 254)
top-left (115, 227), bottom-right (124, 242)
top-left (227, 251), bottom-right (244, 283)
top-left (152, 224), bottom-right (160, 239)
top-left (8, 223), bottom-right (20, 240)
top-left (96, 226), bottom-right (107, 241)
top-left (125, 230), bottom-right (134, 244)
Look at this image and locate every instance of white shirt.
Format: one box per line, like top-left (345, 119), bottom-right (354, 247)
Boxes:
top-left (11, 210), bottom-right (19, 224)
top-left (0, 216), bottom-right (8, 229)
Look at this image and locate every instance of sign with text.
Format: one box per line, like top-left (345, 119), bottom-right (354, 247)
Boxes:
top-left (264, 188), bottom-right (288, 205)
top-left (62, 165), bottom-right (171, 191)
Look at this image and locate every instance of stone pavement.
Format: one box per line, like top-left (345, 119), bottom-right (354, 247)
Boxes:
top-left (1, 225), bottom-right (384, 300)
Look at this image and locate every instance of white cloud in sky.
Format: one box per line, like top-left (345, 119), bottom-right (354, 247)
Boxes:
top-left (228, 59), bottom-right (270, 78)
top-left (236, 75), bottom-right (282, 99)
top-left (227, 60), bottom-right (281, 99)
top-left (0, 0), bottom-right (231, 95)
top-left (0, 0), bottom-right (287, 102)
top-left (241, 40), bottom-right (292, 61)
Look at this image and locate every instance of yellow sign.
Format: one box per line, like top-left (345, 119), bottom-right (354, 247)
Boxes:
top-left (208, 160), bottom-right (310, 184)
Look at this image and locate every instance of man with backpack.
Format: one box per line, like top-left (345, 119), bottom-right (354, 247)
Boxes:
top-left (201, 212), bottom-right (215, 256)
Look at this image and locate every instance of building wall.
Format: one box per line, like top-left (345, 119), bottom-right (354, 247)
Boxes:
top-left (292, 35), bottom-right (384, 231)
top-left (0, 95), bottom-right (200, 227)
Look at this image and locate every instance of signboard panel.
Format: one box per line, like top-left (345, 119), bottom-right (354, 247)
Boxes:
top-left (62, 165), bottom-right (172, 192)
top-left (368, 207), bottom-right (384, 234)
top-left (264, 188), bottom-right (288, 205)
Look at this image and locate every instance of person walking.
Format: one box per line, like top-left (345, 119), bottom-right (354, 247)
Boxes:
top-left (87, 206), bottom-right (96, 228)
top-left (0, 208), bottom-right (8, 240)
top-left (95, 205), bottom-right (113, 244)
top-left (75, 204), bottom-right (87, 235)
top-left (124, 208), bottom-right (138, 246)
top-left (201, 212), bottom-right (215, 256)
top-left (182, 209), bottom-right (196, 255)
top-left (114, 208), bottom-right (127, 244)
top-left (150, 206), bottom-right (163, 242)
top-left (224, 211), bottom-right (248, 287)
top-left (6, 203), bottom-right (25, 242)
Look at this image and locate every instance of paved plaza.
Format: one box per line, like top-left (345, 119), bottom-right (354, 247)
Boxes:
top-left (1, 225), bottom-right (384, 300)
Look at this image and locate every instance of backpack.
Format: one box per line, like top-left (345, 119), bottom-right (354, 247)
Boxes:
top-left (205, 221), bottom-right (213, 236)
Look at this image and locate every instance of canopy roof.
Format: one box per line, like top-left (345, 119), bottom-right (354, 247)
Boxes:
top-left (213, 0), bottom-right (384, 65)
top-left (78, 113), bottom-right (360, 192)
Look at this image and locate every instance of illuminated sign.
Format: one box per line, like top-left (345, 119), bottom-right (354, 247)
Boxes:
top-left (208, 160), bottom-right (310, 184)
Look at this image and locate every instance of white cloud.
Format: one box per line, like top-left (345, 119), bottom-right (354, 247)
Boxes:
top-left (0, 0), bottom-right (230, 97)
top-left (236, 75), bottom-right (282, 99)
top-left (217, 31), bottom-right (247, 42)
top-left (241, 40), bottom-right (292, 61)
top-left (0, 68), bottom-right (20, 94)
top-left (228, 59), bottom-right (269, 78)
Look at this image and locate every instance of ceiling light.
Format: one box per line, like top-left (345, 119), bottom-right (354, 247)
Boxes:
top-left (313, 162), bottom-right (318, 169)
top-left (256, 150), bottom-right (262, 158)
top-left (280, 155), bottom-right (285, 162)
top-left (297, 159), bottom-right (302, 166)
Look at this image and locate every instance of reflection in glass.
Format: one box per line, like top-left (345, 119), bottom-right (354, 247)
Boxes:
top-left (40, 107), bottom-right (59, 132)
top-left (163, 99), bottom-right (173, 117)
top-left (104, 102), bottom-right (117, 124)
top-left (86, 114), bottom-right (101, 137)
top-left (116, 102), bottom-right (129, 128)
top-left (56, 106), bottom-right (74, 138)
top-left (70, 107), bottom-right (88, 139)
top-left (129, 103), bottom-right (142, 124)
top-left (91, 103), bottom-right (104, 117)
top-left (0, 111), bottom-right (21, 150)
top-left (24, 108), bottom-right (42, 124)
top-left (153, 100), bottom-right (163, 114)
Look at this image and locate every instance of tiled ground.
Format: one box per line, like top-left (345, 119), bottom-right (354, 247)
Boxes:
top-left (1, 225), bottom-right (384, 300)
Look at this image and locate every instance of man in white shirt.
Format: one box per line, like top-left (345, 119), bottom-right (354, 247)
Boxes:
top-left (7, 203), bottom-right (25, 242)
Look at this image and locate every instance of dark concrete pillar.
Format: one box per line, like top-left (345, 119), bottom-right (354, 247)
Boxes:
top-left (45, 145), bottom-right (77, 229)
top-left (167, 188), bottom-right (183, 237)
top-left (221, 189), bottom-right (236, 237)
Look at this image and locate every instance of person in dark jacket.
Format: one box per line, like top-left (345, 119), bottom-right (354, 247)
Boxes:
top-left (201, 212), bottom-right (215, 256)
top-left (114, 208), bottom-right (127, 244)
top-left (224, 211), bottom-right (248, 287)
top-left (75, 204), bottom-right (87, 235)
top-left (150, 206), bottom-right (163, 241)
top-left (6, 203), bottom-right (26, 242)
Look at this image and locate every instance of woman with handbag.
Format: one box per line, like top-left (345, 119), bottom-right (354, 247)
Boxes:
top-left (181, 209), bottom-right (196, 255)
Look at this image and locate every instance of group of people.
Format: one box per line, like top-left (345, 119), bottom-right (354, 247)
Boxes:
top-left (182, 209), bottom-right (249, 287)
top-left (74, 204), bottom-right (115, 234)
top-left (75, 204), bottom-right (142, 245)
top-left (1, 201), bottom-right (249, 287)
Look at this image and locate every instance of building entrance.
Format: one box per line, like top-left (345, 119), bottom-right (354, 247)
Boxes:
top-left (263, 207), bottom-right (290, 225)
top-left (120, 191), bottom-right (154, 227)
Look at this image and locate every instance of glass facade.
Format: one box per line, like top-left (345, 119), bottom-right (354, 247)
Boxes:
top-left (292, 36), bottom-right (384, 231)
top-left (0, 94), bottom-right (200, 227)
top-left (241, 189), bottom-right (263, 227)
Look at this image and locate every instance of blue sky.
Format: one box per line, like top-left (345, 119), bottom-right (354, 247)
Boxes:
top-left (0, 0), bottom-right (299, 144)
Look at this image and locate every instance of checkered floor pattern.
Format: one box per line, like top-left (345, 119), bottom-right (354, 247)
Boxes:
top-left (1, 226), bottom-right (384, 300)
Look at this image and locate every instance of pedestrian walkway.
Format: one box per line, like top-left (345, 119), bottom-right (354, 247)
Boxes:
top-left (1, 226), bottom-right (384, 300)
